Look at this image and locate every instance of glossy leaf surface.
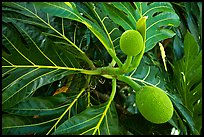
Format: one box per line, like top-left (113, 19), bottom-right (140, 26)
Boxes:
top-left (103, 2), bottom-right (180, 52)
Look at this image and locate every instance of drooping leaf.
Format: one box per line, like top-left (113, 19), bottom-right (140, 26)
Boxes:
top-left (171, 2), bottom-right (202, 48)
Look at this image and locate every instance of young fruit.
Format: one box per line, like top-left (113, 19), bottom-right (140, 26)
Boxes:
top-left (120, 30), bottom-right (143, 56)
top-left (135, 86), bottom-right (174, 124)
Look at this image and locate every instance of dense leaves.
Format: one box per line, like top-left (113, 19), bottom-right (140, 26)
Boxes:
top-left (102, 2), bottom-right (180, 52)
top-left (2, 114), bottom-right (57, 135)
top-left (53, 102), bottom-right (119, 135)
top-left (171, 32), bottom-right (202, 134)
top-left (2, 2), bottom-right (202, 135)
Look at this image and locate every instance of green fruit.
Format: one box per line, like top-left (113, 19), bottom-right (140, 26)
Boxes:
top-left (120, 30), bottom-right (143, 56)
top-left (135, 86), bottom-right (174, 124)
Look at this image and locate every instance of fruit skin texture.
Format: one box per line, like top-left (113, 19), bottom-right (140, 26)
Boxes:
top-left (136, 86), bottom-right (174, 124)
top-left (120, 30), bottom-right (143, 56)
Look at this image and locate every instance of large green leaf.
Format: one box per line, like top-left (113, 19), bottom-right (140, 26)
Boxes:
top-left (3, 2), bottom-right (200, 135)
top-left (31, 3), bottom-right (109, 49)
top-left (33, 2), bottom-right (123, 66)
top-left (171, 31), bottom-right (202, 134)
top-left (128, 54), bottom-right (167, 91)
top-left (3, 93), bottom-right (71, 116)
top-left (103, 2), bottom-right (180, 52)
top-left (2, 89), bottom-right (88, 135)
top-left (171, 2), bottom-right (202, 59)
top-left (2, 2), bottom-right (93, 64)
top-left (75, 2), bottom-right (124, 64)
top-left (2, 2), bottom-right (93, 109)
top-left (52, 102), bottom-right (119, 135)
top-left (184, 2), bottom-right (202, 47)
top-left (100, 2), bottom-right (136, 30)
top-left (2, 114), bottom-right (57, 135)
top-left (168, 92), bottom-right (198, 135)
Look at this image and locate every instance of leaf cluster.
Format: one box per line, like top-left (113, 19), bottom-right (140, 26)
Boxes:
top-left (2, 2), bottom-right (202, 135)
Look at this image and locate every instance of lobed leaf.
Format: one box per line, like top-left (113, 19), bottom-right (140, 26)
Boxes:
top-left (128, 54), bottom-right (167, 91)
top-left (171, 31), bottom-right (202, 134)
top-left (2, 3), bottom-right (87, 109)
top-left (103, 2), bottom-right (180, 52)
top-left (33, 3), bottom-right (112, 50)
top-left (101, 2), bottom-right (136, 30)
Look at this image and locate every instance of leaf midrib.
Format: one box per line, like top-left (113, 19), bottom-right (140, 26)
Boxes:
top-left (2, 117), bottom-right (58, 129)
top-left (2, 68), bottom-right (58, 105)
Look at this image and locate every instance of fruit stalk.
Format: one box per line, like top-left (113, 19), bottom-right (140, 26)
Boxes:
top-left (127, 45), bottom-right (145, 72)
top-left (119, 55), bottom-right (133, 74)
top-left (119, 30), bottom-right (144, 74)
top-left (128, 16), bottom-right (148, 72)
top-left (117, 75), bottom-right (141, 91)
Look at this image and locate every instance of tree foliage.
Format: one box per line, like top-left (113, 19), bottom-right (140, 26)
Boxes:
top-left (2, 2), bottom-right (202, 135)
